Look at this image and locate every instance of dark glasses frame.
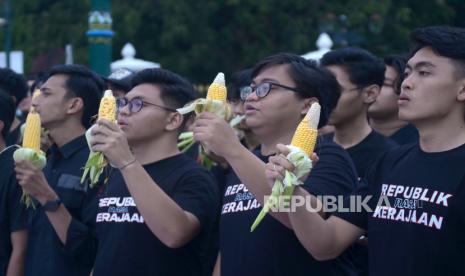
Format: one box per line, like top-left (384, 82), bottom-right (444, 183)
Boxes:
top-left (116, 97), bottom-right (177, 113)
top-left (240, 82), bottom-right (303, 100)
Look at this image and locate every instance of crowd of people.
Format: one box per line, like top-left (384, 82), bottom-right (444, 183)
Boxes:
top-left (0, 25), bottom-right (464, 276)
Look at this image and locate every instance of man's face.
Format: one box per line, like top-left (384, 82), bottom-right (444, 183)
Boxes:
top-left (326, 65), bottom-right (365, 127)
top-left (117, 83), bottom-right (176, 143)
top-left (368, 66), bottom-right (400, 120)
top-left (399, 47), bottom-right (465, 124)
top-left (244, 64), bottom-right (307, 134)
top-left (34, 74), bottom-right (74, 129)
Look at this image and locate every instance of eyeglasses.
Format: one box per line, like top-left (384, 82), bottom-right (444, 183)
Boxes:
top-left (116, 97), bottom-right (177, 113)
top-left (240, 82), bottom-right (303, 100)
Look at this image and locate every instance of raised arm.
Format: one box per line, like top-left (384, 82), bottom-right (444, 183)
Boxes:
top-left (193, 112), bottom-right (293, 228)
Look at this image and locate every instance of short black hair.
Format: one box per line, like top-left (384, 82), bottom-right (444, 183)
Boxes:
top-left (130, 68), bottom-right (198, 109)
top-left (0, 68), bottom-right (28, 108)
top-left (251, 53), bottom-right (341, 128)
top-left (410, 26), bottom-right (465, 78)
top-left (47, 64), bottom-right (105, 128)
top-left (384, 55), bottom-right (407, 95)
top-left (29, 70), bottom-right (49, 93)
top-left (227, 68), bottom-right (253, 102)
top-left (0, 90), bottom-right (15, 139)
top-left (320, 47), bottom-right (386, 88)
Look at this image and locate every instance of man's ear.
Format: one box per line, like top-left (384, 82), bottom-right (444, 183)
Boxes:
top-left (457, 79), bottom-right (465, 102)
top-left (362, 84), bottom-right (380, 105)
top-left (66, 97), bottom-right (84, 115)
top-left (165, 112), bottom-right (184, 132)
top-left (300, 97), bottom-right (318, 116)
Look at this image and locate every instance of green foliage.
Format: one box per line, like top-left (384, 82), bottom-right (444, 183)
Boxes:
top-left (2, 0), bottom-right (464, 81)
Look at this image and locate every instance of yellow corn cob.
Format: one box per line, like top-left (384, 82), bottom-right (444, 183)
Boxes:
top-left (206, 72), bottom-right (227, 101)
top-left (81, 90), bottom-right (116, 187)
top-left (250, 102), bottom-right (321, 231)
top-left (290, 103), bottom-right (321, 156)
top-left (22, 111), bottom-right (41, 152)
top-left (98, 90), bottom-right (116, 121)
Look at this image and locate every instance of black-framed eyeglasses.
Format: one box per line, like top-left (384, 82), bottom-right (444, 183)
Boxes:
top-left (116, 97), bottom-right (177, 113)
top-left (240, 82), bottom-right (303, 100)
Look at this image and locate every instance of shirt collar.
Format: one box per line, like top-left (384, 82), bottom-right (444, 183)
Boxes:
top-left (50, 135), bottom-right (87, 159)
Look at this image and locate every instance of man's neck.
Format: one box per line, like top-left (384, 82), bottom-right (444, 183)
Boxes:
top-left (416, 114), bottom-right (465, 153)
top-left (0, 139), bottom-right (5, 152)
top-left (130, 134), bottom-right (180, 165)
top-left (369, 115), bottom-right (408, 137)
top-left (48, 121), bottom-right (86, 148)
top-left (333, 115), bottom-right (372, 149)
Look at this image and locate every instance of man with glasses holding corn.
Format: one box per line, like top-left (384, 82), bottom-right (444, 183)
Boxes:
top-left (80, 68), bottom-right (218, 276)
top-left (266, 25), bottom-right (465, 276)
top-left (193, 53), bottom-right (358, 276)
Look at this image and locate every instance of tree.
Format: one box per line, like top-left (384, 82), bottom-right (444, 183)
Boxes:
top-left (2, 0), bottom-right (464, 82)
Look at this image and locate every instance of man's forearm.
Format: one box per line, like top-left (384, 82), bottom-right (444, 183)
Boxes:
top-left (212, 253), bottom-right (220, 276)
top-left (45, 205), bottom-right (73, 244)
top-left (7, 252), bottom-right (25, 276)
top-left (224, 145), bottom-right (292, 228)
top-left (288, 186), bottom-right (363, 260)
top-left (121, 161), bottom-right (200, 248)
top-left (7, 230), bottom-right (27, 276)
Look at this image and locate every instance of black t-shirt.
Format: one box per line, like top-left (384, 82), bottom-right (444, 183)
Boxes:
top-left (335, 131), bottom-right (397, 276)
top-left (220, 139), bottom-right (358, 276)
top-left (25, 135), bottom-right (99, 276)
top-left (335, 143), bottom-right (465, 276)
top-left (390, 124), bottom-right (419, 145)
top-left (5, 124), bottom-right (20, 146)
top-left (328, 131), bottom-right (398, 179)
top-left (93, 153), bottom-right (219, 276)
top-left (0, 146), bottom-right (28, 276)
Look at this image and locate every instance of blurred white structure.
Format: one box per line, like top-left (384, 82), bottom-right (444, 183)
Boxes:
top-left (111, 43), bottom-right (160, 72)
top-left (301, 33), bottom-right (333, 61)
top-left (0, 51), bottom-right (24, 73)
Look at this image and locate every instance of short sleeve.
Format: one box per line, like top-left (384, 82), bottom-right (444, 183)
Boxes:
top-left (172, 169), bottom-right (220, 228)
top-left (302, 140), bottom-right (358, 197)
top-left (332, 181), bottom-right (372, 230)
top-left (332, 152), bottom-right (387, 230)
top-left (63, 185), bottom-right (100, 266)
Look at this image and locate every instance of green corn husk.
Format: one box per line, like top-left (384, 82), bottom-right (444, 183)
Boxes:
top-left (13, 146), bottom-right (47, 208)
top-left (250, 146), bottom-right (312, 232)
top-left (81, 125), bottom-right (107, 188)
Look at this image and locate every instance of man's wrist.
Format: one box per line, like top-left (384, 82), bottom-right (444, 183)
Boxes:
top-left (223, 142), bottom-right (248, 162)
top-left (118, 157), bottom-right (137, 171)
top-left (37, 191), bottom-right (59, 206)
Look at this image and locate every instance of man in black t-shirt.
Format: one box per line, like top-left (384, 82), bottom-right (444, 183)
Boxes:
top-left (14, 65), bottom-right (104, 276)
top-left (369, 55), bottom-right (419, 145)
top-left (320, 49), bottom-right (398, 276)
top-left (193, 53), bottom-right (358, 276)
top-left (321, 48), bottom-right (398, 179)
top-left (0, 91), bottom-right (27, 276)
top-left (85, 68), bottom-right (219, 276)
top-left (266, 26), bottom-right (465, 276)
